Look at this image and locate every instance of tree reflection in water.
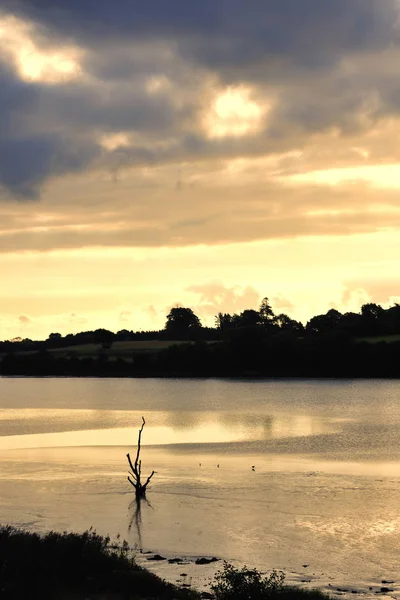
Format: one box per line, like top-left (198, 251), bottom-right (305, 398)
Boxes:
top-left (128, 497), bottom-right (153, 552)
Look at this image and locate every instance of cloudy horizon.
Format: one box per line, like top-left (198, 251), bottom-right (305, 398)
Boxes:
top-left (1, 1), bottom-right (400, 340)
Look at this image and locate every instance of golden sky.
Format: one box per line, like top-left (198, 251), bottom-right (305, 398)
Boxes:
top-left (1, 1), bottom-right (400, 339)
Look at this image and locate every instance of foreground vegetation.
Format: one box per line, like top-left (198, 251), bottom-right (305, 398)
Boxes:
top-left (0, 526), bottom-right (196, 600)
top-left (211, 563), bottom-right (327, 600)
top-left (0, 527), bottom-right (329, 600)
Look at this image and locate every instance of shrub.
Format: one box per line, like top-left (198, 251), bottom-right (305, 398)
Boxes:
top-left (211, 562), bottom-right (285, 600)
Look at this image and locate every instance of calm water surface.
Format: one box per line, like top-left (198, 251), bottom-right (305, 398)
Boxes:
top-left (1, 377), bottom-right (400, 596)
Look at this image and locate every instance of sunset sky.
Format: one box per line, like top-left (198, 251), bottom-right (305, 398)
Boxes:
top-left (1, 1), bottom-right (400, 340)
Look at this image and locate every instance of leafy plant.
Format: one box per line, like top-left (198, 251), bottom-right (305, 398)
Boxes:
top-left (211, 562), bottom-right (285, 600)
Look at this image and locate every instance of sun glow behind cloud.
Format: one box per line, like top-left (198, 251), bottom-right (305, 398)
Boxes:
top-left (0, 14), bottom-right (82, 83)
top-left (205, 86), bottom-right (267, 138)
top-left (99, 133), bottom-right (131, 151)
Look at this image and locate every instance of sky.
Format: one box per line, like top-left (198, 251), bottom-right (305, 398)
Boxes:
top-left (1, 1), bottom-right (400, 340)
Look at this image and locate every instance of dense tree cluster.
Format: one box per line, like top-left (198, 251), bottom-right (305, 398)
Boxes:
top-left (2, 298), bottom-right (400, 378)
top-left (215, 297), bottom-right (303, 336)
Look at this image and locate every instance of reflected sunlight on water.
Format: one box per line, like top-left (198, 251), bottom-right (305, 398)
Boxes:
top-left (0, 408), bottom-right (341, 450)
top-left (0, 422), bottom-right (259, 450)
top-left (2, 377), bottom-right (400, 596)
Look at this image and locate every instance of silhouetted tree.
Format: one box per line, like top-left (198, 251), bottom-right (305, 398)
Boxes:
top-left (126, 417), bottom-right (155, 499)
top-left (165, 307), bottom-right (201, 339)
top-left (215, 312), bottom-right (234, 331)
top-left (93, 328), bottom-right (114, 349)
top-left (233, 309), bottom-right (261, 328)
top-left (360, 303), bottom-right (385, 335)
top-left (47, 332), bottom-right (63, 349)
top-left (275, 313), bottom-right (304, 334)
top-left (384, 304), bottom-right (400, 335)
top-left (259, 297), bottom-right (275, 324)
top-left (306, 309), bottom-right (342, 335)
top-left (340, 312), bottom-right (363, 336)
top-left (361, 303), bottom-right (384, 320)
top-left (48, 332), bottom-right (62, 341)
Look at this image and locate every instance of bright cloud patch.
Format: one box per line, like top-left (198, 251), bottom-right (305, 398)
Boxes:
top-left (0, 14), bottom-right (82, 83)
top-left (287, 164), bottom-right (400, 189)
top-left (99, 133), bottom-right (131, 151)
top-left (205, 86), bottom-right (266, 138)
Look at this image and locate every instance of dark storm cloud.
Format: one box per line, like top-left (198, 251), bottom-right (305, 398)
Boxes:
top-left (0, 59), bottom-right (101, 196)
top-left (0, 134), bottom-right (98, 197)
top-left (179, 0), bottom-right (398, 81)
top-left (1, 0), bottom-right (400, 202)
top-left (0, 46), bottom-right (183, 196)
top-left (0, 62), bottom-right (37, 137)
top-left (7, 0), bottom-right (397, 75)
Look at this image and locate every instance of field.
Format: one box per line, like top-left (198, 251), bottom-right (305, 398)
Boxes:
top-left (355, 334), bottom-right (400, 344)
top-left (49, 339), bottom-right (189, 360)
top-left (0, 340), bottom-right (190, 362)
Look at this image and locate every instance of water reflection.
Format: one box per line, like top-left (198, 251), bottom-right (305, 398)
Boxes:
top-left (0, 422), bottom-right (264, 450)
top-left (2, 378), bottom-right (400, 593)
top-left (0, 407), bottom-right (342, 451)
top-left (128, 497), bottom-right (153, 551)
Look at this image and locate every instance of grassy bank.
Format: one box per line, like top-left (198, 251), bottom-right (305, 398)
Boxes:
top-left (0, 527), bottom-right (330, 600)
top-left (0, 526), bottom-right (196, 600)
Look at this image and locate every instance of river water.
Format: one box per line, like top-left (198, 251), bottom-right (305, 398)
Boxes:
top-left (1, 377), bottom-right (400, 597)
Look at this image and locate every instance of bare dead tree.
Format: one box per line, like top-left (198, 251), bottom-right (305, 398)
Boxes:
top-left (126, 417), bottom-right (155, 499)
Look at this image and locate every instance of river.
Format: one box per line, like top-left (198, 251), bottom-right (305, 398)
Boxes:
top-left (1, 377), bottom-right (400, 597)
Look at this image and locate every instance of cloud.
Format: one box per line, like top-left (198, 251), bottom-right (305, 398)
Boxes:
top-left (0, 1), bottom-right (399, 199)
top-left (343, 280), bottom-right (400, 307)
top-left (118, 310), bottom-right (132, 324)
top-left (271, 295), bottom-right (295, 314)
top-left (68, 312), bottom-right (88, 326)
top-left (1, 0), bottom-right (400, 261)
top-left (187, 282), bottom-right (261, 317)
top-left (8, 1), bottom-right (397, 71)
top-left (0, 133), bottom-right (98, 198)
top-left (2, 174), bottom-right (400, 252)
top-left (18, 314), bottom-right (30, 324)
top-left (0, 59), bottom-right (100, 196)
top-left (146, 305), bottom-right (158, 320)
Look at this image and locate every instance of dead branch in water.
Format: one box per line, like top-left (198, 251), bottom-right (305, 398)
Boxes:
top-left (126, 417), bottom-right (155, 498)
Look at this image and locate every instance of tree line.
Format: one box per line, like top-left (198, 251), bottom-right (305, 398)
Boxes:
top-left (3, 296), bottom-right (398, 352)
top-left (164, 298), bottom-right (400, 340)
top-left (2, 298), bottom-right (400, 378)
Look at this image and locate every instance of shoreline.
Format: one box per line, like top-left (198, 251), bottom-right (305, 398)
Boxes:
top-left (0, 525), bottom-right (329, 600)
top-left (2, 373), bottom-right (400, 380)
top-left (137, 550), bottom-right (399, 600)
top-left (1, 524), bottom-right (398, 600)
